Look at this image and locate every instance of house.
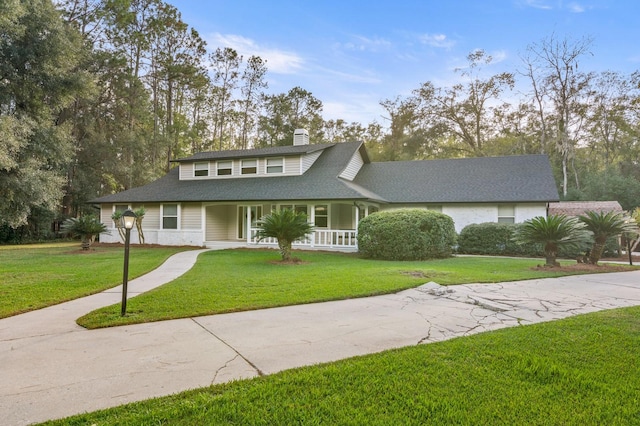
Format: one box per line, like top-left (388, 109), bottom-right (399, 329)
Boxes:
top-left (548, 201), bottom-right (624, 217)
top-left (93, 129), bottom-right (560, 248)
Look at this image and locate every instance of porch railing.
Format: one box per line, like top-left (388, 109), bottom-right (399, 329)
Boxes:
top-left (249, 228), bottom-right (357, 248)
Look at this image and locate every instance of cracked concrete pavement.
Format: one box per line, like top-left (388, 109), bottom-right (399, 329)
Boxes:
top-left (1, 250), bottom-right (639, 425)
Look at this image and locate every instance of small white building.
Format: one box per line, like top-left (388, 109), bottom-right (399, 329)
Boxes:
top-left (92, 130), bottom-right (559, 248)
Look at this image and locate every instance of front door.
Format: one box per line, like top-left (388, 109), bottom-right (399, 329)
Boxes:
top-left (238, 205), bottom-right (263, 240)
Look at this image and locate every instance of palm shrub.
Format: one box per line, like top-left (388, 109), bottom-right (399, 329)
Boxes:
top-left (578, 211), bottom-right (638, 265)
top-left (134, 207), bottom-right (146, 244)
top-left (358, 209), bottom-right (456, 260)
top-left (60, 215), bottom-right (108, 250)
top-left (513, 215), bottom-right (589, 267)
top-left (255, 209), bottom-right (314, 261)
top-left (111, 211), bottom-right (125, 242)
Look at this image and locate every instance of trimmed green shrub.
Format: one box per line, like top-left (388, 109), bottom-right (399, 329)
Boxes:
top-left (457, 222), bottom-right (523, 255)
top-left (357, 209), bottom-right (456, 260)
top-left (457, 222), bottom-right (598, 259)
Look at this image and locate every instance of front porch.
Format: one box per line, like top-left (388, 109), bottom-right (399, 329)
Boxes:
top-left (205, 201), bottom-right (376, 250)
top-left (248, 228), bottom-right (358, 249)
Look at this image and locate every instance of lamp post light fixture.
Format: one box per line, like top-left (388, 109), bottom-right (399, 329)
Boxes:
top-left (121, 209), bottom-right (137, 316)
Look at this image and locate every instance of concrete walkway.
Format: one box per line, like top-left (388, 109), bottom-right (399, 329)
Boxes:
top-left (1, 251), bottom-right (640, 426)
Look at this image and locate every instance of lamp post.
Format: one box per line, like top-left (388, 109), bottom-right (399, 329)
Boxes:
top-left (121, 209), bottom-right (137, 316)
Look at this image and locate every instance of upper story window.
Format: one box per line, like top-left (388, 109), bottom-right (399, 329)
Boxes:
top-left (194, 162), bottom-right (209, 177)
top-left (266, 157), bottom-right (284, 174)
top-left (241, 159), bottom-right (257, 175)
top-left (217, 160), bottom-right (232, 176)
top-left (498, 205), bottom-right (515, 223)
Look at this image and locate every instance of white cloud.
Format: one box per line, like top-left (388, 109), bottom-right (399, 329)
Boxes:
top-left (323, 96), bottom-right (386, 124)
top-left (520, 0), bottom-right (552, 10)
top-left (338, 35), bottom-right (392, 52)
top-left (490, 49), bottom-right (508, 64)
top-left (418, 33), bottom-right (456, 49)
top-left (567, 2), bottom-right (586, 13)
top-left (206, 33), bottom-right (305, 74)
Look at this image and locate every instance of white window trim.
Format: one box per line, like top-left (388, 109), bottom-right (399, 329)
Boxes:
top-left (314, 204), bottom-right (329, 229)
top-left (241, 158), bottom-right (258, 175)
top-left (217, 160), bottom-right (233, 176)
top-left (161, 203), bottom-right (180, 230)
top-left (266, 157), bottom-right (284, 174)
top-left (194, 162), bottom-right (209, 177)
top-left (497, 205), bottom-right (516, 223)
top-left (113, 204), bottom-right (130, 213)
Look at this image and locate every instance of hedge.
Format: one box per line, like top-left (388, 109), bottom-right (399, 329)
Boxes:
top-left (357, 209), bottom-right (456, 260)
top-left (457, 222), bottom-right (621, 259)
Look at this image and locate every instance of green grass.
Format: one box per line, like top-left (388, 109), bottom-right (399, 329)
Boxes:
top-left (44, 305), bottom-right (640, 425)
top-left (0, 243), bottom-right (191, 318)
top-left (77, 248), bottom-right (632, 329)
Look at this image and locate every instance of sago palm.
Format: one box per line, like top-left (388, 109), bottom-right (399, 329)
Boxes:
top-left (61, 215), bottom-right (108, 250)
top-left (255, 209), bottom-right (314, 261)
top-left (513, 215), bottom-right (588, 267)
top-left (578, 211), bottom-right (638, 265)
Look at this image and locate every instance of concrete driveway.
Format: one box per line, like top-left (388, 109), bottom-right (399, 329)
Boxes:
top-left (1, 249), bottom-right (640, 425)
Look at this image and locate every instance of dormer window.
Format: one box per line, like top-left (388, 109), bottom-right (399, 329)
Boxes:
top-left (241, 159), bottom-right (257, 175)
top-left (217, 160), bottom-right (232, 176)
top-left (194, 162), bottom-right (209, 177)
top-left (266, 157), bottom-right (284, 174)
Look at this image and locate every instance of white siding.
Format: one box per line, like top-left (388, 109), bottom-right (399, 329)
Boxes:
top-left (100, 204), bottom-right (113, 224)
top-left (179, 163), bottom-right (193, 180)
top-left (206, 205), bottom-right (235, 240)
top-left (515, 203), bottom-right (547, 223)
top-left (380, 204), bottom-right (442, 212)
top-left (181, 203), bottom-right (202, 229)
top-left (140, 205), bottom-right (160, 229)
top-left (301, 150), bottom-right (323, 174)
top-left (284, 156), bottom-right (300, 174)
top-left (339, 151), bottom-right (364, 181)
top-left (441, 203), bottom-right (548, 233)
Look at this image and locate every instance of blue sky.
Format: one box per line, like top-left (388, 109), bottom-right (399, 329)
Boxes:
top-left (168, 0), bottom-right (640, 125)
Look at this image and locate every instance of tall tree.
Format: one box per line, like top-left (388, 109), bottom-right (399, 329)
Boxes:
top-left (209, 47), bottom-right (241, 150)
top-left (413, 50), bottom-right (515, 156)
top-left (521, 35), bottom-right (593, 196)
top-left (0, 0), bottom-right (87, 228)
top-left (258, 87), bottom-right (324, 146)
top-left (238, 55), bottom-right (268, 149)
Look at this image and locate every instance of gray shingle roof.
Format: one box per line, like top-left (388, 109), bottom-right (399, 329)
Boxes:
top-left (91, 144), bottom-right (559, 205)
top-left (92, 142), bottom-right (377, 203)
top-left (173, 143), bottom-right (335, 162)
top-left (353, 155), bottom-right (559, 203)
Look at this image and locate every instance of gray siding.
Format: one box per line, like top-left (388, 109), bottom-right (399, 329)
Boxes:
top-left (301, 150), bottom-right (322, 174)
top-left (339, 151), bottom-right (364, 181)
top-left (205, 204), bottom-right (238, 240)
top-left (181, 203), bottom-right (202, 229)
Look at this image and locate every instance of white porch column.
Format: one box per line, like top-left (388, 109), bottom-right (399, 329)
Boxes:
top-left (309, 205), bottom-right (316, 247)
top-left (246, 206), bottom-right (251, 244)
top-left (354, 204), bottom-right (360, 230)
top-left (201, 204), bottom-right (207, 245)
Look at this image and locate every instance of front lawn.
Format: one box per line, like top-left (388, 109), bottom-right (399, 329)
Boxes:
top-left (45, 305), bottom-right (640, 425)
top-left (77, 248), bottom-right (634, 329)
top-left (0, 243), bottom-right (191, 318)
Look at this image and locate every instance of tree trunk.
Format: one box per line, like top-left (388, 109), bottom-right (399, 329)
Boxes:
top-left (279, 241), bottom-right (292, 262)
top-left (588, 238), bottom-right (606, 265)
top-left (544, 244), bottom-right (559, 267)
